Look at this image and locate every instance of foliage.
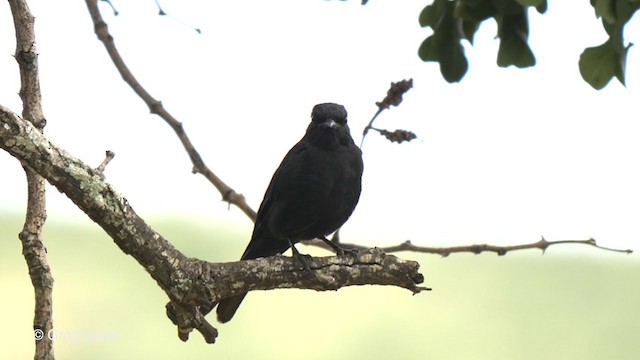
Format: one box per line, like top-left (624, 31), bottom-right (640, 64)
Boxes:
top-left (579, 0), bottom-right (638, 89)
top-left (414, 0), bottom-right (640, 89)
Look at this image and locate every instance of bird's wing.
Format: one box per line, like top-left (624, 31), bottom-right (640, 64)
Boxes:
top-left (244, 141), bottom-right (332, 258)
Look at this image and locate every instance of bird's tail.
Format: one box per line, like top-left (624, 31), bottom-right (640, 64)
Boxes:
top-left (215, 235), bottom-right (290, 323)
top-left (216, 293), bottom-right (247, 323)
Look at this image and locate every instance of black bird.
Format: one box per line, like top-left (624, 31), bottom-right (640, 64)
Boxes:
top-left (216, 103), bottom-right (363, 323)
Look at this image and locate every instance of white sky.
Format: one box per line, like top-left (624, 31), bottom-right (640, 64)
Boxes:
top-left (1, 1), bottom-right (639, 252)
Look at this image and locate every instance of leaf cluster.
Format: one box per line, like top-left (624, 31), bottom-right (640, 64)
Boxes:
top-left (580, 0), bottom-right (640, 89)
top-left (414, 0), bottom-right (639, 89)
top-left (418, 0), bottom-right (544, 82)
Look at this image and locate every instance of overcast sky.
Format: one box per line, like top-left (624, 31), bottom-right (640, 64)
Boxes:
top-left (1, 1), bottom-right (639, 252)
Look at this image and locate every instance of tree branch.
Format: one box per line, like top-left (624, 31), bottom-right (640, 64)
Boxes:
top-left (0, 106), bottom-right (426, 344)
top-left (304, 236), bottom-right (633, 256)
top-left (8, 0), bottom-right (54, 359)
top-left (84, 0), bottom-right (256, 220)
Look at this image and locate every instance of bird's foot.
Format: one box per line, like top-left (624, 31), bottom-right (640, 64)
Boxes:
top-left (293, 252), bottom-right (313, 271)
top-left (320, 237), bottom-right (359, 260)
top-left (338, 247), bottom-right (360, 259)
top-left (289, 241), bottom-right (313, 271)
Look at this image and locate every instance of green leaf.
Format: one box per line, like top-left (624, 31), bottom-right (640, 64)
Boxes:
top-left (599, 1), bottom-right (639, 54)
top-left (419, 0), bottom-right (448, 28)
top-left (515, 0), bottom-right (545, 7)
top-left (462, 20), bottom-right (480, 43)
top-left (593, 0), bottom-right (616, 23)
top-left (418, 32), bottom-right (469, 82)
top-left (493, 0), bottom-right (524, 14)
top-left (614, 43), bottom-right (632, 85)
top-left (418, 1), bottom-right (469, 82)
top-left (496, 11), bottom-right (536, 68)
top-left (457, 0), bottom-right (496, 21)
top-left (580, 0), bottom-right (638, 88)
top-left (535, 0), bottom-right (548, 13)
top-left (578, 39), bottom-right (629, 89)
top-left (418, 36), bottom-right (439, 62)
top-left (497, 37), bottom-right (536, 68)
top-left (598, 0), bottom-right (639, 41)
top-left (511, 0), bottom-right (547, 13)
top-left (441, 48), bottom-right (469, 83)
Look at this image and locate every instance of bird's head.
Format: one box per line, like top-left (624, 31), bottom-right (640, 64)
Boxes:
top-left (311, 103), bottom-right (348, 128)
top-left (308, 102), bottom-right (352, 137)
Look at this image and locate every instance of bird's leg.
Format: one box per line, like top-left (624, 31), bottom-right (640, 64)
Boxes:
top-left (320, 236), bottom-right (359, 258)
top-left (288, 239), bottom-right (313, 271)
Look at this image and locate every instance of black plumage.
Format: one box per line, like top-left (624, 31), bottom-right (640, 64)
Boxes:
top-left (216, 103), bottom-right (363, 323)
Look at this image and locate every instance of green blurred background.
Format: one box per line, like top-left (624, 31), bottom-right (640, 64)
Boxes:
top-left (1, 211), bottom-right (638, 360)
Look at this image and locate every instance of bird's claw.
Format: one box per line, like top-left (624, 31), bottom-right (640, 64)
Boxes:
top-left (320, 236), bottom-right (358, 260)
top-left (293, 252), bottom-right (313, 271)
top-left (289, 241), bottom-right (313, 271)
top-left (337, 247), bottom-right (359, 260)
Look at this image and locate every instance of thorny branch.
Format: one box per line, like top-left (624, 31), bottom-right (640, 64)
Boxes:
top-left (305, 236), bottom-right (632, 257)
top-left (85, 0), bottom-right (256, 221)
top-left (8, 0), bottom-right (55, 359)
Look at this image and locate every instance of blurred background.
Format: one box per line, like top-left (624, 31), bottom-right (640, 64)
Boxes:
top-left (1, 1), bottom-right (639, 359)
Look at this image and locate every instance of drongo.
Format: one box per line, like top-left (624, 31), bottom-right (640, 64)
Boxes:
top-left (216, 103), bottom-right (363, 323)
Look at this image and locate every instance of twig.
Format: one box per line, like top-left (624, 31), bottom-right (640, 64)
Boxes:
top-left (361, 108), bottom-right (384, 144)
top-left (155, 0), bottom-right (166, 15)
top-left (361, 78), bottom-right (414, 148)
top-left (153, 0), bottom-right (202, 33)
top-left (93, 150), bottom-right (115, 179)
top-left (304, 236), bottom-right (632, 256)
top-left (99, 0), bottom-right (118, 16)
top-left (8, 1), bottom-right (54, 359)
top-left (84, 0), bottom-right (256, 220)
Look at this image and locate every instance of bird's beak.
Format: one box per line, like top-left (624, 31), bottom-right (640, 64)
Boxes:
top-left (321, 119), bottom-right (338, 128)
